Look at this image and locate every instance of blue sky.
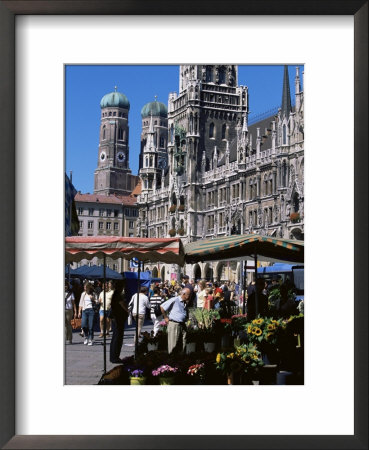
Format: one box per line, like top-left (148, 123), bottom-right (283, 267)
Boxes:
top-left (65, 65), bottom-right (303, 193)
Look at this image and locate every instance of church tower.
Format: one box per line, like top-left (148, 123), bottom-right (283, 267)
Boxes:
top-left (94, 87), bottom-right (135, 195)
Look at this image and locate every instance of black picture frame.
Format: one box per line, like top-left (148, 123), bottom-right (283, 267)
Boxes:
top-left (0, 1), bottom-right (367, 449)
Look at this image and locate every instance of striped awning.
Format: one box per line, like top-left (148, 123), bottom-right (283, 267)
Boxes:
top-left (184, 233), bottom-right (304, 264)
top-left (65, 236), bottom-right (185, 265)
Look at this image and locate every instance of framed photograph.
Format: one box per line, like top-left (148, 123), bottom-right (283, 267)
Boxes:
top-left (1, 1), bottom-right (367, 449)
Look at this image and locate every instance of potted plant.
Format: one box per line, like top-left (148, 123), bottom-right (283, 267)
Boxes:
top-left (178, 204), bottom-right (185, 212)
top-left (202, 329), bottom-right (217, 352)
top-left (152, 364), bottom-right (179, 385)
top-left (185, 327), bottom-right (200, 354)
top-left (219, 318), bottom-right (233, 349)
top-left (189, 309), bottom-right (220, 352)
top-left (178, 227), bottom-right (185, 236)
top-left (169, 204), bottom-right (177, 213)
top-left (230, 314), bottom-right (249, 346)
top-left (129, 368), bottom-right (146, 385)
top-left (140, 331), bottom-right (159, 352)
top-left (215, 343), bottom-right (264, 385)
top-left (244, 316), bottom-right (284, 364)
top-left (168, 228), bottom-right (176, 237)
top-left (187, 363), bottom-right (205, 385)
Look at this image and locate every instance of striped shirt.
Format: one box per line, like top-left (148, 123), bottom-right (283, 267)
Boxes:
top-left (149, 295), bottom-right (163, 315)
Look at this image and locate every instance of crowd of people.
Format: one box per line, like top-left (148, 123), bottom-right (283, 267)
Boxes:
top-left (65, 273), bottom-right (302, 363)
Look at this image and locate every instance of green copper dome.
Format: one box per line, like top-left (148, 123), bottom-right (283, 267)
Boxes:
top-left (141, 100), bottom-right (168, 118)
top-left (100, 89), bottom-right (130, 109)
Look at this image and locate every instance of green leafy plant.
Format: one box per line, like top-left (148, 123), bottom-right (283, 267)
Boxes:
top-left (215, 343), bottom-right (264, 376)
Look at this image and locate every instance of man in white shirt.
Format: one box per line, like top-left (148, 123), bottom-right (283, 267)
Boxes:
top-left (129, 286), bottom-right (150, 342)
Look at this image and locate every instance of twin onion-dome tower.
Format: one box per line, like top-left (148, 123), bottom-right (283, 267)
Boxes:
top-left (94, 87), bottom-right (168, 198)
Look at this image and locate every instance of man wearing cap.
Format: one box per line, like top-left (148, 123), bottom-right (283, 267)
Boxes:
top-left (160, 288), bottom-right (191, 354)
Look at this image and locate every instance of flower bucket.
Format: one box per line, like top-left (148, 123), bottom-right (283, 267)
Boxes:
top-left (204, 342), bottom-right (216, 353)
top-left (147, 343), bottom-right (158, 351)
top-left (186, 342), bottom-right (196, 354)
top-left (159, 376), bottom-right (175, 385)
top-left (130, 376), bottom-right (146, 385)
top-left (221, 335), bottom-right (231, 349)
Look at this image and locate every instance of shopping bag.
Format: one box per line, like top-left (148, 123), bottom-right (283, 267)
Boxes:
top-left (71, 318), bottom-right (82, 330)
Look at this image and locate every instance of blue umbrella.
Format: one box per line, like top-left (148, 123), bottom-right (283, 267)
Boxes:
top-left (71, 265), bottom-right (123, 280)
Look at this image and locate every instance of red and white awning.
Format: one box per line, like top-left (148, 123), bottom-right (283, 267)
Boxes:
top-left (65, 236), bottom-right (185, 265)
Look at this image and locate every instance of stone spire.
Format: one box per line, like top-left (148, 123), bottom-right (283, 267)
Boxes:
top-left (281, 65), bottom-right (292, 118)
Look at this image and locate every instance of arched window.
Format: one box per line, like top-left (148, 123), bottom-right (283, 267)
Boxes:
top-left (102, 126), bottom-right (106, 140)
top-left (118, 128), bottom-right (123, 140)
top-left (160, 136), bottom-right (164, 147)
top-left (170, 124), bottom-right (174, 144)
top-left (282, 161), bottom-right (287, 186)
top-left (209, 123), bottom-right (215, 139)
top-left (206, 66), bottom-right (213, 82)
top-left (222, 124), bottom-right (226, 140)
top-left (283, 124), bottom-right (287, 145)
top-left (145, 157), bottom-right (148, 168)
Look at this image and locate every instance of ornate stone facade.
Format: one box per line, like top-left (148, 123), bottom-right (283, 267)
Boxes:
top-left (139, 65), bottom-right (304, 282)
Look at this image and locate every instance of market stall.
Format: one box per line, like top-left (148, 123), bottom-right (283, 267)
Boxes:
top-left (65, 236), bottom-right (185, 372)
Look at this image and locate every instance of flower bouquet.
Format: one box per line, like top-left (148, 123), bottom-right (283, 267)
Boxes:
top-left (245, 317), bottom-right (283, 346)
top-left (187, 363), bottom-right (205, 384)
top-left (215, 343), bottom-right (264, 384)
top-left (152, 364), bottom-right (179, 385)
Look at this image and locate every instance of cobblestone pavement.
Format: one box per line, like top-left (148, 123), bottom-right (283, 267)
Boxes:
top-left (65, 318), bottom-right (154, 385)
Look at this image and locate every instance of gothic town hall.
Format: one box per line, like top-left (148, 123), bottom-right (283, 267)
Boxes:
top-left (92, 65), bottom-right (304, 282)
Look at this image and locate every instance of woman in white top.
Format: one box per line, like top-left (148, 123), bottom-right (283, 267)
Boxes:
top-left (196, 280), bottom-right (207, 308)
top-left (98, 280), bottom-right (114, 337)
top-left (78, 282), bottom-right (96, 345)
top-left (129, 286), bottom-right (150, 342)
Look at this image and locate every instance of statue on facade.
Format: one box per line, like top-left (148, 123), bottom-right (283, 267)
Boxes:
top-left (202, 66), bottom-right (206, 82)
top-left (286, 203), bottom-right (291, 219)
top-left (228, 66), bottom-right (234, 86)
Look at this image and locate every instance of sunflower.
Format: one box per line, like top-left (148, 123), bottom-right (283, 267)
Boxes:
top-left (267, 324), bottom-right (275, 331)
top-left (216, 353), bottom-right (221, 364)
top-left (266, 332), bottom-right (274, 340)
top-left (247, 325), bottom-right (253, 334)
top-left (253, 327), bottom-right (262, 336)
top-left (252, 319), bottom-right (259, 325)
top-left (255, 318), bottom-right (264, 325)
top-left (227, 352), bottom-right (235, 359)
